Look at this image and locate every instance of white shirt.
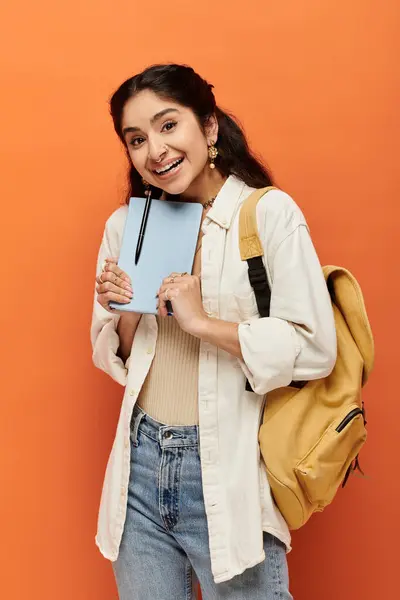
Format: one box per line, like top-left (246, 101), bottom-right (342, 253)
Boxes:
top-left (90, 175), bottom-right (337, 584)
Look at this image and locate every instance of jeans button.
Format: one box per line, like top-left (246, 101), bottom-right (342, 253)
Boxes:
top-left (164, 431), bottom-right (173, 439)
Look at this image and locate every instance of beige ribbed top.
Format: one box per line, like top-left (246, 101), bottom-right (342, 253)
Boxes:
top-left (137, 227), bottom-right (203, 426)
top-left (137, 317), bottom-right (200, 425)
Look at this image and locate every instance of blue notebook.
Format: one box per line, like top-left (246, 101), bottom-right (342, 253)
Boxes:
top-left (109, 197), bottom-right (203, 314)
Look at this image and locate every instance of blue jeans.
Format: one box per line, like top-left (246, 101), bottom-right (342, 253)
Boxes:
top-left (112, 407), bottom-right (293, 600)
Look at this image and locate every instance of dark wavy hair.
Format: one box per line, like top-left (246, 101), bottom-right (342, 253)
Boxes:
top-left (109, 64), bottom-right (273, 203)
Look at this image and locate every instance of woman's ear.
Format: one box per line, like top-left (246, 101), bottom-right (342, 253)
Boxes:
top-left (205, 114), bottom-right (219, 145)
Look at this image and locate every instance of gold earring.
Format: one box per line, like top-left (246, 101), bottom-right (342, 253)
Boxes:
top-left (142, 178), bottom-right (151, 196)
top-left (208, 144), bottom-right (218, 169)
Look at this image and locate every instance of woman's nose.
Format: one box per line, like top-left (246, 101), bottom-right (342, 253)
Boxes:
top-left (147, 137), bottom-right (167, 163)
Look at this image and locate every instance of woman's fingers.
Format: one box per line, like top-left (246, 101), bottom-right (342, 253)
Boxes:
top-left (96, 270), bottom-right (132, 292)
top-left (156, 273), bottom-right (192, 315)
top-left (162, 272), bottom-right (190, 286)
top-left (157, 274), bottom-right (197, 303)
top-left (157, 287), bottom-right (180, 317)
top-left (96, 257), bottom-right (134, 312)
top-left (156, 274), bottom-right (203, 329)
top-left (159, 275), bottom-right (197, 294)
top-left (97, 260), bottom-right (133, 291)
top-left (103, 257), bottom-right (131, 284)
top-left (97, 279), bottom-right (133, 298)
top-left (97, 281), bottom-right (133, 311)
top-left (98, 289), bottom-right (132, 311)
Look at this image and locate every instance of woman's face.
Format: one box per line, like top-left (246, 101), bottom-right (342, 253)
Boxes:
top-left (121, 89), bottom-right (217, 196)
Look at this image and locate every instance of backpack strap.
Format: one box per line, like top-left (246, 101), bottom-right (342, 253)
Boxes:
top-left (239, 187), bottom-right (277, 319)
top-left (239, 187), bottom-right (277, 391)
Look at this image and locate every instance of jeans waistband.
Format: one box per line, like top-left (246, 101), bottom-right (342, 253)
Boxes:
top-left (131, 405), bottom-right (199, 448)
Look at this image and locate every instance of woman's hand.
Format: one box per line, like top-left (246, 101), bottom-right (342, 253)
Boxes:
top-left (96, 257), bottom-right (134, 314)
top-left (157, 272), bottom-right (209, 336)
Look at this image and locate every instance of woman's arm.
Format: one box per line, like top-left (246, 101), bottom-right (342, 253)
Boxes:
top-left (91, 209), bottom-right (134, 385)
top-left (158, 223), bottom-right (336, 396)
top-left (194, 225), bottom-right (336, 394)
top-left (116, 313), bottom-right (142, 363)
top-left (191, 318), bottom-right (243, 359)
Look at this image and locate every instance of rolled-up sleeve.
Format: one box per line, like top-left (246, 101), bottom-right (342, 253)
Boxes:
top-left (90, 222), bottom-right (128, 387)
top-left (238, 224), bottom-right (337, 395)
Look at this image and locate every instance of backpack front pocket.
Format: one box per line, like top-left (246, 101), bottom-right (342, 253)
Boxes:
top-left (294, 404), bottom-right (367, 507)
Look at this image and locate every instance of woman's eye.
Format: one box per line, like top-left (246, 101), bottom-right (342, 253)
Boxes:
top-left (162, 121), bottom-right (177, 133)
top-left (130, 137), bottom-right (145, 147)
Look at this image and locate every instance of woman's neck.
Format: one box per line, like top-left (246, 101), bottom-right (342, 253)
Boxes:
top-left (180, 167), bottom-right (227, 205)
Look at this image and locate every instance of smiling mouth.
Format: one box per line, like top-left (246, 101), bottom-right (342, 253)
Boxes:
top-left (153, 157), bottom-right (184, 176)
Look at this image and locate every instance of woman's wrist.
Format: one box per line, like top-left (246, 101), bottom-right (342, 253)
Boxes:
top-left (187, 315), bottom-right (213, 339)
top-left (188, 315), bottom-right (243, 360)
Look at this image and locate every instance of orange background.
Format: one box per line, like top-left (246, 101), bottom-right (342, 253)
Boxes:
top-left (0, 1), bottom-right (398, 599)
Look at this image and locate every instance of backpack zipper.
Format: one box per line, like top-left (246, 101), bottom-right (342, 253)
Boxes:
top-left (336, 408), bottom-right (363, 433)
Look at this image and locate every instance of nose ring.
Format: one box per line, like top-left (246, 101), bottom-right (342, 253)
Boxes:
top-left (155, 146), bottom-right (168, 162)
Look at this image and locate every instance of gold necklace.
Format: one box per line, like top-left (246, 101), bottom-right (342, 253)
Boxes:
top-left (202, 197), bottom-right (215, 210)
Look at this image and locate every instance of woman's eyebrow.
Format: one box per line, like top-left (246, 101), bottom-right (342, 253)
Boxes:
top-left (122, 108), bottom-right (180, 136)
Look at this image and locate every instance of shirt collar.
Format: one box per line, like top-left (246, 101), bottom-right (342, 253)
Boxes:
top-left (205, 175), bottom-right (246, 230)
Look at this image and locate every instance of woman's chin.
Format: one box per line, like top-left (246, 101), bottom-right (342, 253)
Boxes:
top-left (158, 176), bottom-right (192, 197)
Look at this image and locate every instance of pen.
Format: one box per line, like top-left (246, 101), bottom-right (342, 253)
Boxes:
top-left (135, 188), bottom-right (152, 265)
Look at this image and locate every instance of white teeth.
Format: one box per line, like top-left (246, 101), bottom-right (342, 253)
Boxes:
top-left (155, 158), bottom-right (182, 174)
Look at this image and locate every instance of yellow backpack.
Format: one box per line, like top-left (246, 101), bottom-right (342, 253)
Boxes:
top-left (239, 187), bottom-right (374, 529)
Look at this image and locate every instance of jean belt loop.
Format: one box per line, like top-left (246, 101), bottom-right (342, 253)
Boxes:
top-left (131, 407), bottom-right (145, 445)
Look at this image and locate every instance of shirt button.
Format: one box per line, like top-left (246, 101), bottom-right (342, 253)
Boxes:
top-left (146, 347), bottom-right (153, 354)
top-left (121, 486), bottom-right (126, 496)
top-left (129, 389), bottom-right (136, 396)
top-left (124, 439), bottom-right (129, 449)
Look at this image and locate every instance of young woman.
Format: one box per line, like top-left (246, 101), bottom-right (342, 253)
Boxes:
top-left (91, 64), bottom-right (337, 599)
